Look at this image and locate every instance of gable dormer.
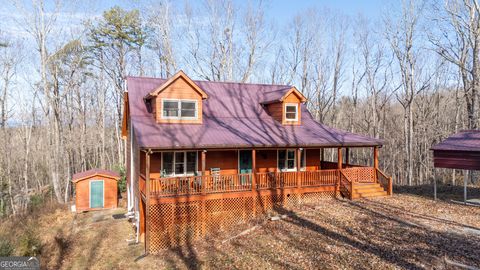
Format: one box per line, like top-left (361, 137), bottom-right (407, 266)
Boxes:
top-left (262, 87), bottom-right (307, 125)
top-left (145, 71), bottom-right (207, 124)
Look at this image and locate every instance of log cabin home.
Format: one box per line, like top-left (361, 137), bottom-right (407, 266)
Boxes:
top-left (121, 70), bottom-right (393, 253)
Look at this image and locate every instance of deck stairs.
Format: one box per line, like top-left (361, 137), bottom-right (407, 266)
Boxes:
top-left (351, 182), bottom-right (388, 199)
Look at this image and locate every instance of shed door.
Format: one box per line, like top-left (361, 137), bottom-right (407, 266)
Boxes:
top-left (90, 180), bottom-right (104, 208)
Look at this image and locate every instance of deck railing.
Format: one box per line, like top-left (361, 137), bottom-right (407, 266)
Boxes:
top-left (143, 166), bottom-right (388, 197)
top-left (376, 168), bottom-right (393, 195)
top-left (300, 169), bottom-right (338, 186)
top-left (204, 173), bottom-right (252, 193)
top-left (339, 170), bottom-right (353, 199)
top-left (256, 171), bottom-right (297, 189)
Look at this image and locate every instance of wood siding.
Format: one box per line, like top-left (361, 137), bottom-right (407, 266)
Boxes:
top-left (283, 92), bottom-right (302, 125)
top-left (155, 76), bottom-right (203, 124)
top-left (75, 176), bottom-right (118, 211)
top-left (305, 149), bottom-right (321, 170)
top-left (433, 150), bottom-right (480, 170)
top-left (256, 150), bottom-right (277, 172)
top-left (144, 149), bottom-right (324, 178)
top-left (266, 91), bottom-right (302, 125)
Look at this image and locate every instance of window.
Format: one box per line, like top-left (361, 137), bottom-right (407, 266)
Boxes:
top-left (162, 99), bottom-right (198, 119)
top-left (278, 149), bottom-right (296, 171)
top-left (285, 103), bottom-right (298, 121)
top-left (162, 151), bottom-right (198, 176)
top-left (163, 101), bottom-right (179, 117)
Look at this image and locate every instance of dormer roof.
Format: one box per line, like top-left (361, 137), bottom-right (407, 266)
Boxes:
top-left (260, 87), bottom-right (307, 104)
top-left (144, 70), bottom-right (208, 99)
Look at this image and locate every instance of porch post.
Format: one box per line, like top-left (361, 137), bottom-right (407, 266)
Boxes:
top-left (145, 149), bottom-right (151, 254)
top-left (373, 146), bottom-right (379, 170)
top-left (433, 168), bottom-right (437, 201)
top-left (297, 148), bottom-right (302, 188)
top-left (252, 149), bottom-right (256, 191)
top-left (337, 148), bottom-right (342, 169)
top-left (336, 148), bottom-right (342, 199)
top-left (320, 148), bottom-right (324, 169)
top-left (345, 148), bottom-right (350, 167)
top-left (201, 150), bottom-right (206, 195)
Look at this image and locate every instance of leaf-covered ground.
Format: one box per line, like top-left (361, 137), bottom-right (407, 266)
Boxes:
top-left (17, 185), bottom-right (480, 269)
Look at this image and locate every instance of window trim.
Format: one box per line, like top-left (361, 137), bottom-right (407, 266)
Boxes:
top-left (161, 151), bottom-right (198, 177)
top-left (284, 103), bottom-right (299, 121)
top-left (161, 98), bottom-right (198, 120)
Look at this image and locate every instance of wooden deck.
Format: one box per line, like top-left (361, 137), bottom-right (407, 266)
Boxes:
top-left (139, 166), bottom-right (392, 252)
top-left (139, 167), bottom-right (392, 201)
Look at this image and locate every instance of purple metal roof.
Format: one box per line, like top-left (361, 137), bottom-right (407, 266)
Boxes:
top-left (431, 130), bottom-right (480, 152)
top-left (72, 169), bottom-right (120, 182)
top-left (126, 76), bottom-right (383, 149)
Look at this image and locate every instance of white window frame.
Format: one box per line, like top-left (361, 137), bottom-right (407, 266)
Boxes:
top-left (277, 149), bottom-right (297, 172)
top-left (161, 98), bottom-right (198, 120)
top-left (161, 151), bottom-right (198, 177)
top-left (89, 179), bottom-right (105, 208)
top-left (284, 103), bottom-right (299, 121)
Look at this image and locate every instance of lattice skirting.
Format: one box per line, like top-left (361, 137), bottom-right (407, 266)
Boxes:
top-left (147, 190), bottom-right (335, 253)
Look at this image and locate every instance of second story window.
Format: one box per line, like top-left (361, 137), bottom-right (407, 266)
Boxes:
top-left (162, 99), bottom-right (198, 119)
top-left (285, 103), bottom-right (298, 121)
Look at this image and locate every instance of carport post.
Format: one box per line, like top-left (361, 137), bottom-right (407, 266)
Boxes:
top-left (464, 170), bottom-right (468, 204)
top-left (433, 169), bottom-right (437, 201)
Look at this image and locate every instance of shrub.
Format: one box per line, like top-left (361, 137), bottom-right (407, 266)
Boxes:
top-left (29, 194), bottom-right (44, 210)
top-left (17, 230), bottom-right (42, 257)
top-left (0, 239), bottom-right (14, 256)
top-left (115, 165), bottom-right (127, 193)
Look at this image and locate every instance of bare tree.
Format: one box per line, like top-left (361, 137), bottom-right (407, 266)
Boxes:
top-left (430, 0), bottom-right (480, 129)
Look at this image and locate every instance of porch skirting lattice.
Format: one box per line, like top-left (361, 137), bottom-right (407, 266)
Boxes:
top-left (147, 190), bottom-right (335, 252)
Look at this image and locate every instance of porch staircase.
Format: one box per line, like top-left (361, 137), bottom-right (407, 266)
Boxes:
top-left (351, 182), bottom-right (388, 199)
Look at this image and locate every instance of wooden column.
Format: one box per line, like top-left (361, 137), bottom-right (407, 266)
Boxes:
top-left (320, 148), bottom-right (324, 169)
top-left (297, 148), bottom-right (302, 188)
top-left (145, 149), bottom-right (151, 254)
top-left (464, 170), bottom-right (468, 204)
top-left (433, 169), bottom-right (437, 201)
top-left (337, 148), bottom-right (342, 169)
top-left (345, 148), bottom-right (350, 167)
top-left (373, 146), bottom-right (379, 170)
top-left (252, 149), bottom-right (257, 191)
top-left (201, 150), bottom-right (206, 195)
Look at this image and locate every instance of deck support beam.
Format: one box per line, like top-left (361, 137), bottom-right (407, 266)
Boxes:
top-left (252, 149), bottom-right (256, 191)
top-left (373, 146), bottom-right (379, 170)
top-left (337, 148), bottom-right (342, 170)
top-left (345, 148), bottom-right (350, 167)
top-left (201, 150), bottom-right (206, 195)
top-left (464, 170), bottom-right (468, 204)
top-left (297, 148), bottom-right (302, 188)
top-left (145, 149), bottom-right (151, 254)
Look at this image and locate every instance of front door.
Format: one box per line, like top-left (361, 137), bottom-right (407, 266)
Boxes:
top-left (239, 150), bottom-right (252, 185)
top-left (239, 150), bottom-right (252, 174)
top-left (90, 180), bottom-right (104, 208)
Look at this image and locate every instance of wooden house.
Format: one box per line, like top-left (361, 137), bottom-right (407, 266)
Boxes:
top-left (72, 169), bottom-right (120, 212)
top-left (121, 71), bottom-right (392, 253)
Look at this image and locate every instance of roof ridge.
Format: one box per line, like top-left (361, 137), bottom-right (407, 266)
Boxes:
top-left (126, 75), bottom-right (291, 88)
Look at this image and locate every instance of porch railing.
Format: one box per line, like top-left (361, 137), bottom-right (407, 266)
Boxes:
top-left (256, 171), bottom-right (297, 189)
top-left (144, 167), bottom-right (390, 197)
top-left (300, 169), bottom-right (338, 186)
top-left (376, 168), bottom-right (393, 195)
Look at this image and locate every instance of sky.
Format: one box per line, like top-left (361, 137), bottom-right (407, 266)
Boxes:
top-left (0, 0), bottom-right (393, 118)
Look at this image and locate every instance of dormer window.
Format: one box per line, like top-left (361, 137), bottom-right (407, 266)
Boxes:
top-left (162, 99), bottom-right (198, 119)
top-left (285, 103), bottom-right (298, 121)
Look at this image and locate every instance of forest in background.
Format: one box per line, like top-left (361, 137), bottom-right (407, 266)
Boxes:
top-left (0, 0), bottom-right (479, 216)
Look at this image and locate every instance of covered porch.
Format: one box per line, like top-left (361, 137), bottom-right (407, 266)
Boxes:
top-left (139, 147), bottom-right (392, 200)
